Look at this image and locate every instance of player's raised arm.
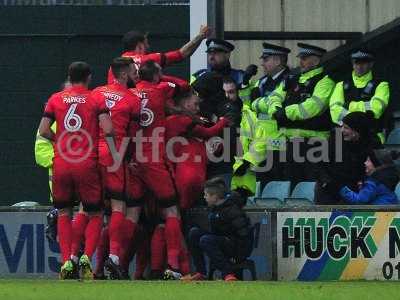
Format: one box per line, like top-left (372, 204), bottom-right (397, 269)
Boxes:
top-left (179, 25), bottom-right (211, 59)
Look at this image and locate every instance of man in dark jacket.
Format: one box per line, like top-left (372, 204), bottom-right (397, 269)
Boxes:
top-left (316, 112), bottom-right (382, 204)
top-left (184, 177), bottom-right (252, 281)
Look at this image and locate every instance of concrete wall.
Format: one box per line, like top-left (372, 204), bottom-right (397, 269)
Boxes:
top-left (225, 0), bottom-right (400, 71)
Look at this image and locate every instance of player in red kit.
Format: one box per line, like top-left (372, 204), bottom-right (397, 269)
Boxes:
top-left (127, 60), bottom-right (189, 278)
top-left (166, 91), bottom-right (232, 210)
top-left (38, 62), bottom-right (114, 280)
top-left (107, 25), bottom-right (211, 84)
top-left (90, 57), bottom-right (141, 279)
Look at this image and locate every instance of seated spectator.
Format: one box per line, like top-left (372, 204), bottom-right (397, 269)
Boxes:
top-left (340, 149), bottom-right (400, 205)
top-left (315, 112), bottom-right (382, 204)
top-left (183, 177), bottom-right (252, 281)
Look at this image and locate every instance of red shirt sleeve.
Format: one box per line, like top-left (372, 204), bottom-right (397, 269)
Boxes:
top-left (91, 90), bottom-right (109, 116)
top-left (161, 75), bottom-right (190, 92)
top-left (43, 96), bottom-right (56, 120)
top-left (164, 50), bottom-right (184, 66)
top-left (141, 52), bottom-right (163, 66)
top-left (191, 117), bottom-right (229, 138)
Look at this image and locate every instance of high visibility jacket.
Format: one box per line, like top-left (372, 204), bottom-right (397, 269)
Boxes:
top-left (34, 123), bottom-right (56, 202)
top-left (245, 68), bottom-right (290, 166)
top-left (231, 81), bottom-right (258, 194)
top-left (268, 66), bottom-right (335, 139)
top-left (330, 71), bottom-right (390, 142)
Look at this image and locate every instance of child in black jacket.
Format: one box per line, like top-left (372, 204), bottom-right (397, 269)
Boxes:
top-left (183, 177), bottom-right (252, 281)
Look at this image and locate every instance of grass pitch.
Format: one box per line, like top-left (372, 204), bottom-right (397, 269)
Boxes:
top-left (0, 280), bottom-right (398, 300)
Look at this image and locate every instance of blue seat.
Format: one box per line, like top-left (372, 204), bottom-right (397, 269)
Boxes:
top-left (285, 182), bottom-right (316, 207)
top-left (386, 128), bottom-right (400, 145)
top-left (395, 183), bottom-right (400, 200)
top-left (257, 181), bottom-right (291, 207)
top-left (291, 182), bottom-right (316, 201)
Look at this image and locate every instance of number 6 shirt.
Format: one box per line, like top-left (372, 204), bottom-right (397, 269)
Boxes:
top-left (43, 85), bottom-right (108, 162)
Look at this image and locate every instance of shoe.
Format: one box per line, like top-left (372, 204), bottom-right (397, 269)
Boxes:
top-left (59, 260), bottom-right (78, 280)
top-left (163, 268), bottom-right (182, 280)
top-left (224, 273), bottom-right (238, 281)
top-left (181, 272), bottom-right (206, 281)
top-left (104, 257), bottom-right (123, 280)
top-left (79, 254), bottom-right (93, 280)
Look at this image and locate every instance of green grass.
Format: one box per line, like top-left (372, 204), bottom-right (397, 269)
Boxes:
top-left (0, 280), bottom-right (398, 300)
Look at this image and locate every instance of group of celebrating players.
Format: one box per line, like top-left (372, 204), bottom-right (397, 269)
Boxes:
top-left (37, 25), bottom-right (234, 280)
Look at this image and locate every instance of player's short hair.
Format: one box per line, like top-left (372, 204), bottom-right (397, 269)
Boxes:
top-left (173, 90), bottom-right (195, 106)
top-left (111, 57), bottom-right (134, 79)
top-left (204, 177), bottom-right (226, 199)
top-left (122, 30), bottom-right (146, 51)
top-left (222, 76), bottom-right (237, 88)
top-left (68, 61), bottom-right (91, 84)
top-left (139, 60), bottom-right (160, 82)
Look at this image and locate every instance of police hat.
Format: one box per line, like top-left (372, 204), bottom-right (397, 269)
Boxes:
top-left (297, 43), bottom-right (327, 57)
top-left (351, 49), bottom-right (375, 62)
top-left (206, 39), bottom-right (235, 53)
top-left (260, 42), bottom-right (291, 59)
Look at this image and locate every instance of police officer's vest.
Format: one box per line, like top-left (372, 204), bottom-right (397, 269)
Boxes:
top-left (343, 77), bottom-right (391, 131)
top-left (282, 72), bottom-right (332, 131)
top-left (258, 68), bottom-right (290, 97)
top-left (343, 77), bottom-right (379, 106)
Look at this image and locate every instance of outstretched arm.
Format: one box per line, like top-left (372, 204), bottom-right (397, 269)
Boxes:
top-left (179, 25), bottom-right (211, 58)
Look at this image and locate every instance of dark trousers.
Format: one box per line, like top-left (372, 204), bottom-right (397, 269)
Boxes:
top-left (256, 150), bottom-right (287, 191)
top-left (188, 227), bottom-right (235, 278)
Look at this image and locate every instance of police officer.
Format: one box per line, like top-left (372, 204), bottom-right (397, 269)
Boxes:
top-left (191, 39), bottom-right (246, 187)
top-left (233, 43), bottom-right (291, 193)
top-left (269, 43), bottom-right (336, 185)
top-left (330, 49), bottom-right (390, 143)
top-left (191, 39), bottom-right (245, 86)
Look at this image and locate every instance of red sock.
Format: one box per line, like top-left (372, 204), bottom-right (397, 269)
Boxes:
top-left (120, 219), bottom-right (137, 271)
top-left (57, 215), bottom-right (72, 263)
top-left (109, 211), bottom-right (125, 258)
top-left (165, 217), bottom-right (182, 270)
top-left (71, 213), bottom-right (89, 257)
top-left (95, 227), bottom-right (109, 275)
top-left (151, 225), bottom-right (166, 271)
top-left (84, 215), bottom-right (103, 258)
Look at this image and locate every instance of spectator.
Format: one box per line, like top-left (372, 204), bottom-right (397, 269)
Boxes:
top-left (183, 177), bottom-right (252, 281)
top-left (315, 112), bottom-right (382, 205)
top-left (340, 149), bottom-right (400, 205)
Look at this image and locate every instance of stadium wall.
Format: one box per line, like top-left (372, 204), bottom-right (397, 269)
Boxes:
top-left (2, 206), bottom-right (400, 281)
top-left (0, 6), bottom-right (189, 206)
top-left (224, 0), bottom-right (400, 70)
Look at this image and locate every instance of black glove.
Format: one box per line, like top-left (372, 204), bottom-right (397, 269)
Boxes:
top-left (235, 160), bottom-right (250, 176)
top-left (273, 107), bottom-right (289, 127)
top-left (242, 64), bottom-right (258, 86)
